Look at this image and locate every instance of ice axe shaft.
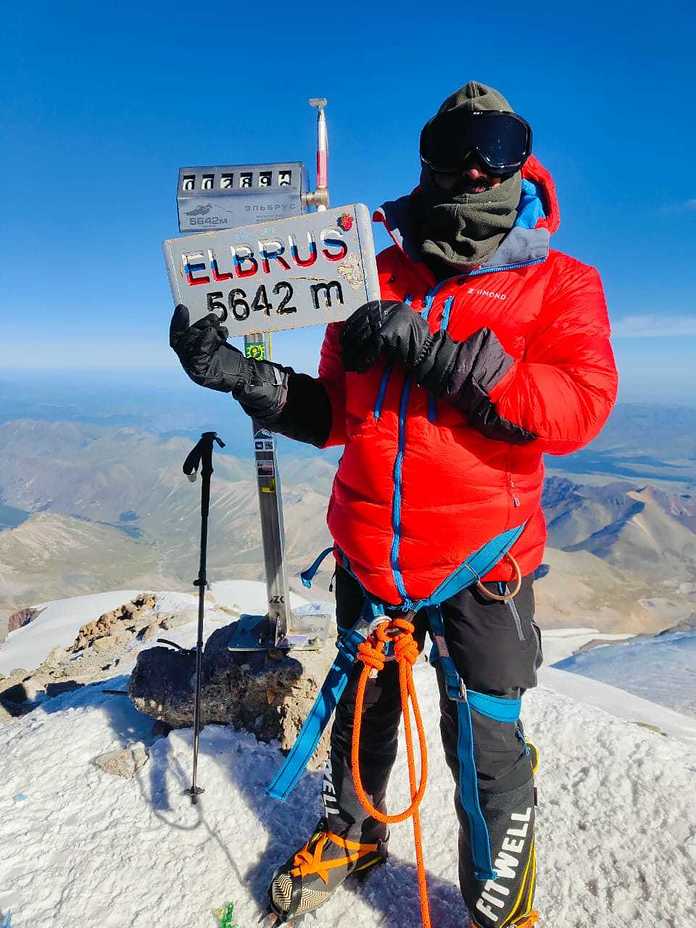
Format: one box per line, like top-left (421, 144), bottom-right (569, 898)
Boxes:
top-left (183, 430), bottom-right (225, 804)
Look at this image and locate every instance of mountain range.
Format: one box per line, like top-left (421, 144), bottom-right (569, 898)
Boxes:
top-left (0, 420), bottom-right (336, 636)
top-left (1, 408), bottom-right (695, 637)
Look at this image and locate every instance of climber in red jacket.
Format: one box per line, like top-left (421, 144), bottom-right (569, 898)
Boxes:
top-left (170, 81), bottom-right (618, 928)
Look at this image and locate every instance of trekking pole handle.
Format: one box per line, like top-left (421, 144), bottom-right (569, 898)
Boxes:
top-left (183, 432), bottom-right (226, 482)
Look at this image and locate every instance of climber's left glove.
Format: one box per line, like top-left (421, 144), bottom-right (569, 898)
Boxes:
top-left (340, 300), bottom-right (513, 398)
top-left (341, 299), bottom-right (534, 443)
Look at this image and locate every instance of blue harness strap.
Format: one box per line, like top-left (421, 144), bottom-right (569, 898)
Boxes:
top-left (267, 625), bottom-right (367, 801)
top-left (426, 605), bottom-right (521, 881)
top-left (300, 546), bottom-right (334, 589)
top-left (417, 523), bottom-right (525, 609)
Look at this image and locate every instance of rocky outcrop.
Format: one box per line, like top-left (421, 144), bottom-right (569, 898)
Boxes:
top-left (129, 623), bottom-right (338, 768)
top-left (69, 594), bottom-right (158, 652)
top-left (8, 606), bottom-right (42, 634)
top-left (0, 594), bottom-right (182, 721)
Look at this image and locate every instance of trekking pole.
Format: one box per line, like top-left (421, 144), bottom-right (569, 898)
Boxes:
top-left (183, 430), bottom-right (225, 804)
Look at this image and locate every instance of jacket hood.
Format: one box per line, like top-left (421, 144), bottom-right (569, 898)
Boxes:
top-left (375, 154), bottom-right (561, 271)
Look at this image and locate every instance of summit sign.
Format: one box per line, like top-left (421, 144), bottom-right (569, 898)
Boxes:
top-left (163, 204), bottom-right (379, 336)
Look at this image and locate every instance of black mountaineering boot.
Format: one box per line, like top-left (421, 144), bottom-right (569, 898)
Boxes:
top-left (266, 819), bottom-right (387, 923)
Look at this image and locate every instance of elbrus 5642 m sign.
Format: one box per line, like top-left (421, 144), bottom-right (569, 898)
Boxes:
top-left (162, 203), bottom-right (379, 336)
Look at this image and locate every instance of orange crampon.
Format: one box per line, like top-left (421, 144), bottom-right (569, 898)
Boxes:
top-left (266, 822), bottom-right (387, 923)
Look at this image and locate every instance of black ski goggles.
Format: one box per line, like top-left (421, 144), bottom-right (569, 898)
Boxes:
top-left (420, 109), bottom-right (533, 176)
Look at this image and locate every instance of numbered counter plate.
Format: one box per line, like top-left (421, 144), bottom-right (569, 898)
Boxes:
top-left (163, 203), bottom-right (379, 335)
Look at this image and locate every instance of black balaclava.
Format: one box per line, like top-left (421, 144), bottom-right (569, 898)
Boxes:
top-left (410, 81), bottom-right (522, 274)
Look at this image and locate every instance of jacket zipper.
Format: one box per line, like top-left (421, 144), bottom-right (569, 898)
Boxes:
top-left (427, 295), bottom-right (455, 423)
top-left (373, 364), bottom-right (393, 420)
top-left (387, 260), bottom-right (542, 608)
top-left (374, 295), bottom-right (413, 420)
top-left (468, 256), bottom-right (546, 276)
top-left (388, 292), bottom-right (435, 607)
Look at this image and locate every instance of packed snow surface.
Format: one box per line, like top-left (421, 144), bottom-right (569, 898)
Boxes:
top-left (2, 586), bottom-right (696, 927)
top-left (554, 626), bottom-right (696, 718)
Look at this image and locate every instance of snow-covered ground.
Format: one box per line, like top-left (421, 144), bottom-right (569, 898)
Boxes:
top-left (537, 627), bottom-right (633, 666)
top-left (0, 590), bottom-right (141, 675)
top-left (553, 625), bottom-right (696, 718)
top-left (2, 586), bottom-right (696, 927)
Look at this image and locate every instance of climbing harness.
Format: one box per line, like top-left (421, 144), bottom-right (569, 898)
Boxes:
top-left (267, 523), bottom-right (528, 927)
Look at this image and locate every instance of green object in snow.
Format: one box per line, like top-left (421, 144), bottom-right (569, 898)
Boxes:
top-left (213, 902), bottom-right (239, 928)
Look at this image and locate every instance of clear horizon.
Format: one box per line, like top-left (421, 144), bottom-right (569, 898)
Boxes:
top-left (1, 334), bottom-right (695, 406)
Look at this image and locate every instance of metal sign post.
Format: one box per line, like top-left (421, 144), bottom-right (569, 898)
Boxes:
top-left (245, 332), bottom-right (291, 647)
top-left (168, 101), bottom-right (378, 651)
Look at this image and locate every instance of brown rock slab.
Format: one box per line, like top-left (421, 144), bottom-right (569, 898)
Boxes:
top-left (93, 743), bottom-right (149, 778)
top-left (70, 593), bottom-right (157, 653)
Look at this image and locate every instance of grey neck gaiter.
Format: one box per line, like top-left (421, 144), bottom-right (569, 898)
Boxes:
top-left (410, 169), bottom-right (522, 271)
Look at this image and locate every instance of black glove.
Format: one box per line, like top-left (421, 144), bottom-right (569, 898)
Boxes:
top-left (169, 304), bottom-right (288, 418)
top-left (340, 299), bottom-right (535, 443)
top-left (170, 304), bottom-right (250, 392)
top-left (412, 327), bottom-right (511, 398)
top-left (340, 300), bottom-right (512, 399)
top-left (412, 327), bottom-right (536, 444)
top-left (341, 300), bottom-right (432, 373)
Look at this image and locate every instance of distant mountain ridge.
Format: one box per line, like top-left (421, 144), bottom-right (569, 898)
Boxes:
top-left (0, 421), bottom-right (336, 632)
top-left (2, 418), bottom-right (696, 636)
top-left (543, 477), bottom-right (696, 579)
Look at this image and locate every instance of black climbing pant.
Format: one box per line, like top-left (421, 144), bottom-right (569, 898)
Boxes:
top-left (321, 565), bottom-right (543, 928)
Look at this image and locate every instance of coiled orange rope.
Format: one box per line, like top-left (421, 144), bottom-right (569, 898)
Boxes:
top-left (351, 617), bottom-right (432, 928)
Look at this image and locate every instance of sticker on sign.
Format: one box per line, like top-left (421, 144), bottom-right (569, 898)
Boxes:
top-left (162, 203), bottom-right (379, 335)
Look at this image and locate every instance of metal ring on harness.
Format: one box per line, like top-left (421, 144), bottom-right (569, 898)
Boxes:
top-left (476, 553), bottom-right (522, 602)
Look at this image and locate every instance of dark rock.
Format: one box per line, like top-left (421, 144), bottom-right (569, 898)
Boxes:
top-left (152, 719), bottom-right (173, 738)
top-left (0, 698), bottom-right (27, 719)
top-left (8, 607), bottom-right (43, 634)
top-left (128, 621), bottom-right (337, 768)
top-left (45, 680), bottom-right (84, 698)
top-left (0, 682), bottom-right (30, 705)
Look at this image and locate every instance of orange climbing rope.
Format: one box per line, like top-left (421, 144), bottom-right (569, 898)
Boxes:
top-left (351, 616), bottom-right (432, 928)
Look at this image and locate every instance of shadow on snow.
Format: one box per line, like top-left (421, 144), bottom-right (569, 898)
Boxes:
top-left (37, 675), bottom-right (467, 926)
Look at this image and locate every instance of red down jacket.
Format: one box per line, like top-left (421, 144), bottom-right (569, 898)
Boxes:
top-left (318, 156), bottom-right (618, 606)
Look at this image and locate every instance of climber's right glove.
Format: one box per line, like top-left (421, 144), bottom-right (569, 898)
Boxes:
top-left (169, 304), bottom-right (332, 443)
top-left (340, 300), bottom-right (426, 373)
top-left (169, 304), bottom-right (250, 393)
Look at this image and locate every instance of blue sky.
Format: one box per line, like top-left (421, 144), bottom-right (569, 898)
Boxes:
top-left (2, 0), bottom-right (695, 403)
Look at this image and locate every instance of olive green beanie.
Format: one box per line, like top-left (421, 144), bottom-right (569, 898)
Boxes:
top-left (411, 80), bottom-right (522, 271)
top-left (435, 80), bottom-right (514, 116)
